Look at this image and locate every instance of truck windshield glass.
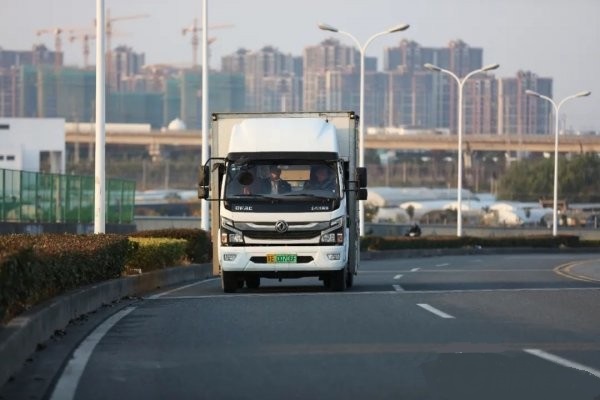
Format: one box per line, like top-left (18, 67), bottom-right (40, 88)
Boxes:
top-left (224, 161), bottom-right (340, 199)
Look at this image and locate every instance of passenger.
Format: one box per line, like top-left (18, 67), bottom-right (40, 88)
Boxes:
top-left (304, 165), bottom-right (336, 191)
top-left (264, 165), bottom-right (291, 194)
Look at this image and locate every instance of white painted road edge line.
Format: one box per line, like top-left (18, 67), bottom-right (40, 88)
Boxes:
top-left (147, 278), bottom-right (220, 299)
top-left (524, 348), bottom-right (600, 379)
top-left (417, 303), bottom-right (455, 319)
top-left (50, 307), bottom-right (137, 400)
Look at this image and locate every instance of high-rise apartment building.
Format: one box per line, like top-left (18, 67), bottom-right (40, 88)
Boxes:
top-left (230, 46), bottom-right (302, 112)
top-left (109, 46), bottom-right (145, 91)
top-left (383, 39), bottom-right (487, 132)
top-left (497, 71), bottom-right (552, 135)
top-left (303, 38), bottom-right (380, 124)
top-left (0, 45), bottom-right (61, 69)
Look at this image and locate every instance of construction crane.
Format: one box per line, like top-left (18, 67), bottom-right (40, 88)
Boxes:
top-left (105, 9), bottom-right (150, 56)
top-left (68, 31), bottom-right (95, 68)
top-left (102, 9), bottom-right (150, 88)
top-left (182, 19), bottom-right (234, 68)
top-left (36, 27), bottom-right (64, 70)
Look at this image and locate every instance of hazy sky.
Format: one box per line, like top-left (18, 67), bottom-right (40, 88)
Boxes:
top-left (2, 0), bottom-right (599, 131)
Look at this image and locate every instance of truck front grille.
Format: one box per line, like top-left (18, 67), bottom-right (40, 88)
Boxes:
top-left (244, 230), bottom-right (320, 240)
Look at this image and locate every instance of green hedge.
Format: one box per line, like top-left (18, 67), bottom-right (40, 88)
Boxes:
top-left (126, 237), bottom-right (188, 273)
top-left (360, 234), bottom-right (581, 251)
top-left (130, 228), bottom-right (212, 263)
top-left (0, 234), bottom-right (133, 323)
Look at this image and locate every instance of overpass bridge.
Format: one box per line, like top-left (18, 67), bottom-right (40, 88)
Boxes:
top-left (65, 128), bottom-right (600, 155)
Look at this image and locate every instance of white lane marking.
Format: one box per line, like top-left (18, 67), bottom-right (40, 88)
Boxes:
top-left (435, 263), bottom-right (449, 267)
top-left (417, 303), bottom-right (455, 319)
top-left (392, 284), bottom-right (404, 292)
top-left (50, 307), bottom-right (136, 400)
top-left (410, 268), bottom-right (420, 272)
top-left (146, 278), bottom-right (219, 299)
top-left (524, 349), bottom-right (600, 379)
top-left (393, 274), bottom-right (403, 280)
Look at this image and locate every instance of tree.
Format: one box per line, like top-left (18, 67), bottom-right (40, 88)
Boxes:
top-left (497, 153), bottom-right (600, 202)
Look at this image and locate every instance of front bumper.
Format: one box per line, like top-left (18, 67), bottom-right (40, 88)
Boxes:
top-left (219, 244), bottom-right (348, 272)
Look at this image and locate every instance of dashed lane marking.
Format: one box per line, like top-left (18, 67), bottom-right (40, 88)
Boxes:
top-left (524, 348), bottom-right (600, 379)
top-left (417, 303), bottom-right (455, 319)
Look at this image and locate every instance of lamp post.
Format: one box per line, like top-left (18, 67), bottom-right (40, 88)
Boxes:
top-left (525, 89), bottom-right (591, 236)
top-left (318, 22), bottom-right (409, 236)
top-left (200, 0), bottom-right (210, 232)
top-left (424, 62), bottom-right (499, 237)
top-left (94, 0), bottom-right (106, 234)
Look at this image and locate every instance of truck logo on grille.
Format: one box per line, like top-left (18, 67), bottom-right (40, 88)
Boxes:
top-left (275, 220), bottom-right (289, 233)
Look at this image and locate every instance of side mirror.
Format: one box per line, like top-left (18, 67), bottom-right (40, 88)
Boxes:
top-left (357, 188), bottom-right (368, 200)
top-left (357, 167), bottom-right (367, 188)
top-left (198, 165), bottom-right (210, 187)
top-left (343, 160), bottom-right (350, 182)
top-left (197, 185), bottom-right (209, 200)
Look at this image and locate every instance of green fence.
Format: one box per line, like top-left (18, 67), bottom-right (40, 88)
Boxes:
top-left (0, 169), bottom-right (135, 224)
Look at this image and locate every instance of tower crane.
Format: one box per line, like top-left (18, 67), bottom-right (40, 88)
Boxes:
top-left (105, 9), bottom-right (150, 56)
top-left (36, 27), bottom-right (64, 69)
top-left (68, 32), bottom-right (95, 68)
top-left (182, 19), bottom-right (234, 68)
top-left (101, 9), bottom-right (150, 88)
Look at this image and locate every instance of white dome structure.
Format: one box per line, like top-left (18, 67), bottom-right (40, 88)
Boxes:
top-left (167, 117), bottom-right (187, 131)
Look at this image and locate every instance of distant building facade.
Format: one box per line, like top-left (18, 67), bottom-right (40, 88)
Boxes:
top-left (0, 118), bottom-right (65, 173)
top-left (0, 40), bottom-right (554, 135)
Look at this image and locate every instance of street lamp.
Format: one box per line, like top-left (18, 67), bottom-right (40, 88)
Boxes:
top-left (319, 22), bottom-right (410, 236)
top-left (525, 89), bottom-right (591, 236)
top-left (200, 0), bottom-right (210, 232)
top-left (424, 62), bottom-right (500, 237)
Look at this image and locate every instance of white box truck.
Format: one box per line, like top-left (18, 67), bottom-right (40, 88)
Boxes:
top-left (198, 112), bottom-right (367, 292)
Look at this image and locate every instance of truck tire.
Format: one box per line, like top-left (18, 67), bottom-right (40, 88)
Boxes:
top-left (245, 276), bottom-right (260, 289)
top-left (222, 271), bottom-right (238, 293)
top-left (330, 267), bottom-right (347, 292)
top-left (346, 270), bottom-right (354, 288)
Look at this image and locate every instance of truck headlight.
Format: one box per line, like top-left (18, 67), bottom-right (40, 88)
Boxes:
top-left (320, 217), bottom-right (344, 244)
top-left (221, 217), bottom-right (244, 245)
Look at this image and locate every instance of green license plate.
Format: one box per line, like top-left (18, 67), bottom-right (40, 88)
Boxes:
top-left (267, 254), bottom-right (297, 263)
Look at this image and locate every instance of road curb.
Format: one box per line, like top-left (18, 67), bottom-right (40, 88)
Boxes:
top-left (0, 264), bottom-right (213, 387)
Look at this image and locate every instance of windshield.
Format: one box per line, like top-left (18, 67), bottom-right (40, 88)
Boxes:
top-left (224, 161), bottom-right (340, 200)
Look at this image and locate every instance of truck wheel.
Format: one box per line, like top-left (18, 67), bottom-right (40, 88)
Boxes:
top-left (222, 271), bottom-right (238, 293)
top-left (245, 276), bottom-right (260, 289)
top-left (346, 271), bottom-right (354, 288)
top-left (330, 267), bottom-right (347, 292)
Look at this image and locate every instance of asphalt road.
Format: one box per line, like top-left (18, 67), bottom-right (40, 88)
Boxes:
top-left (3, 253), bottom-right (600, 400)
